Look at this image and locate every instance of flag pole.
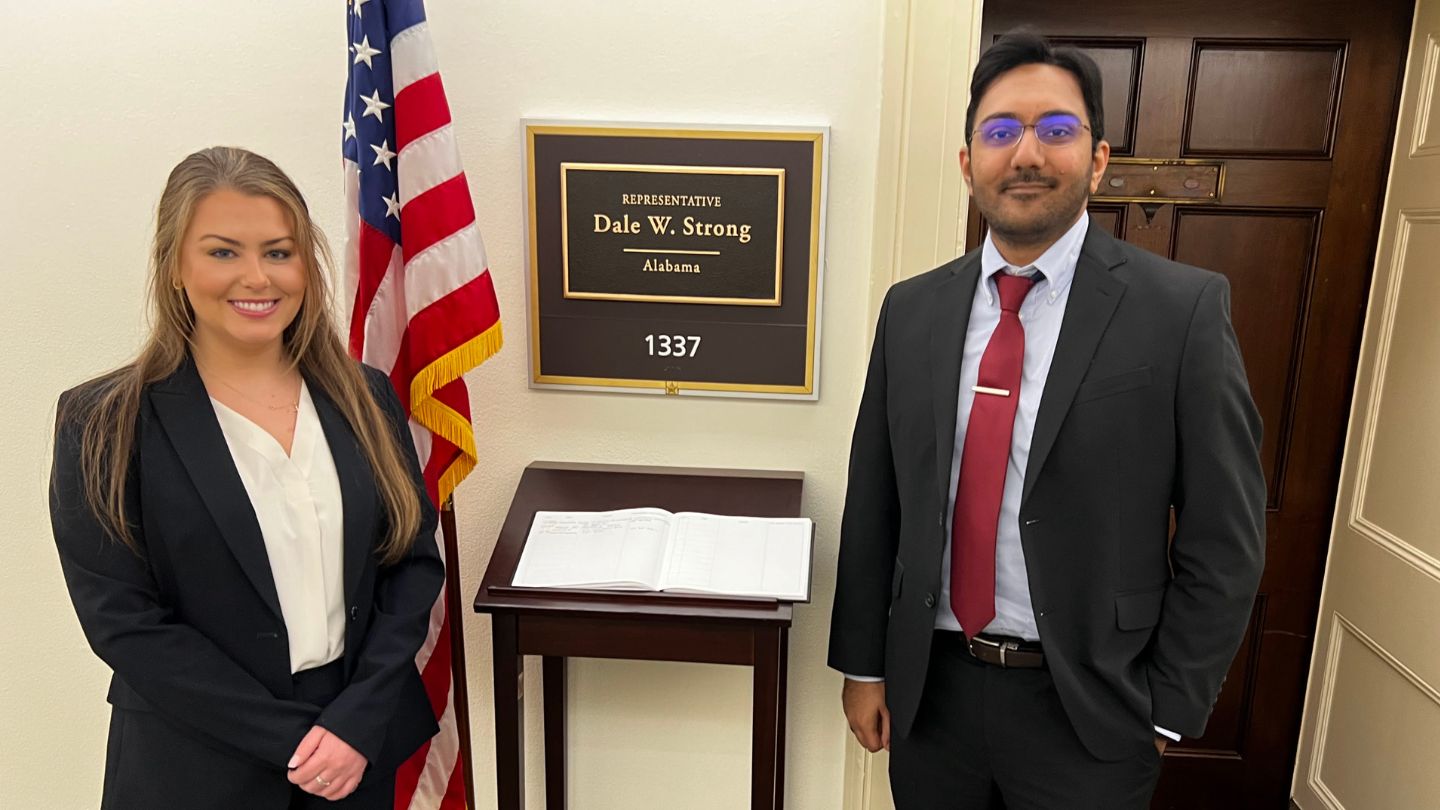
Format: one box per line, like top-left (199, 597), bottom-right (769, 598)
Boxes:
top-left (441, 499), bottom-right (478, 809)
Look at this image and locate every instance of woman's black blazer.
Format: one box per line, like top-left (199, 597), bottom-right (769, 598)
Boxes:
top-left (49, 357), bottom-right (443, 781)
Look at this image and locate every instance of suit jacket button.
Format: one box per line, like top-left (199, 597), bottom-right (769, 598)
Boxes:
top-left (924, 594), bottom-right (936, 608)
top-left (350, 606), bottom-right (358, 621)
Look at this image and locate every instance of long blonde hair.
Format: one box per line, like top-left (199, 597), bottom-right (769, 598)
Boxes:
top-left (60, 146), bottom-right (422, 564)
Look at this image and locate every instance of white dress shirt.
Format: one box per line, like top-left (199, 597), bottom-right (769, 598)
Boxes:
top-left (935, 213), bottom-right (1086, 638)
top-left (211, 381), bottom-right (346, 674)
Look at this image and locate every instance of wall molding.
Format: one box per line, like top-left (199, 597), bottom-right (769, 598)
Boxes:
top-left (1304, 613), bottom-right (1440, 809)
top-left (1347, 208), bottom-right (1440, 587)
top-left (865, 0), bottom-right (983, 328)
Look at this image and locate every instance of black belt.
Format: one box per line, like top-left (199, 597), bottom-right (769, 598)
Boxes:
top-left (959, 632), bottom-right (1046, 669)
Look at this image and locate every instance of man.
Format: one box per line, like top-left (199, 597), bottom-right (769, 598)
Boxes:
top-left (828, 33), bottom-right (1266, 809)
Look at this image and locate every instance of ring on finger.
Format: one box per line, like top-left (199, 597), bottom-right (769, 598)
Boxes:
top-left (314, 775), bottom-right (332, 788)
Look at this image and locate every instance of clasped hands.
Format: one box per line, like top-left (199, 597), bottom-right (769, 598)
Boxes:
top-left (288, 726), bottom-right (368, 801)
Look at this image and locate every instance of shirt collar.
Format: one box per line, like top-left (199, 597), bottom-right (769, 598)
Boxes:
top-left (980, 211), bottom-right (1089, 299)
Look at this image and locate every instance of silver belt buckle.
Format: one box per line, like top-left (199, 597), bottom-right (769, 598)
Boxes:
top-left (971, 635), bottom-right (1019, 667)
top-left (999, 640), bottom-right (1019, 667)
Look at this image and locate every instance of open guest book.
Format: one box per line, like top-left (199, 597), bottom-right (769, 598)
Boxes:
top-left (511, 507), bottom-right (814, 601)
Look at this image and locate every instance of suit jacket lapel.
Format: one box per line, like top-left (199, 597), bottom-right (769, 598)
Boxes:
top-left (148, 358), bottom-right (284, 621)
top-left (1021, 226), bottom-right (1129, 505)
top-left (309, 379), bottom-right (377, 605)
top-left (931, 252), bottom-right (982, 502)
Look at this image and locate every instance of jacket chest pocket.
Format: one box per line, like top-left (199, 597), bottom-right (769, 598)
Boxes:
top-left (1076, 366), bottom-right (1153, 404)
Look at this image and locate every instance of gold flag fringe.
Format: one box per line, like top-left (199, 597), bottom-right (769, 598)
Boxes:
top-left (409, 321), bottom-right (504, 505)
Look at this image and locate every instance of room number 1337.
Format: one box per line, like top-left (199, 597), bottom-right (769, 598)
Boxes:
top-left (645, 334), bottom-right (701, 357)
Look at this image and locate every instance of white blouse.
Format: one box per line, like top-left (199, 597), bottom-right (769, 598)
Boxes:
top-left (210, 381), bottom-right (346, 673)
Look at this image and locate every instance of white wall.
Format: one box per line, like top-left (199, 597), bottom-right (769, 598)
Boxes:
top-left (1, 2), bottom-right (887, 807)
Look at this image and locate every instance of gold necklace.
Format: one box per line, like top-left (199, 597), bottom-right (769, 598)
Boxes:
top-left (200, 367), bottom-right (301, 415)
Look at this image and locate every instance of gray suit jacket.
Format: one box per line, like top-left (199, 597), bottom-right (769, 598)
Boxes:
top-left (828, 224), bottom-right (1266, 760)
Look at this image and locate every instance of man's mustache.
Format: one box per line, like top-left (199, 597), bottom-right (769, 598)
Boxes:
top-left (1000, 172), bottom-right (1058, 191)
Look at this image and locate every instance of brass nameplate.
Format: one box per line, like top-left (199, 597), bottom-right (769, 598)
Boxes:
top-left (561, 163), bottom-right (785, 306)
top-left (1093, 158), bottom-right (1225, 204)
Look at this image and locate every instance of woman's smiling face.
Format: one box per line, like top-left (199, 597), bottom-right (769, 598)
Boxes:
top-left (177, 188), bottom-right (306, 358)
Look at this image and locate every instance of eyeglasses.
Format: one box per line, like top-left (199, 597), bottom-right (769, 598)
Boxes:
top-left (973, 114), bottom-right (1092, 149)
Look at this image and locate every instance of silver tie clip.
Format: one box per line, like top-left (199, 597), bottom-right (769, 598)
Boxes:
top-left (973, 385), bottom-right (1011, 397)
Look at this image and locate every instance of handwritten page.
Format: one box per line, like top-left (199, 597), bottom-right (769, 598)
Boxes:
top-left (510, 508), bottom-right (813, 600)
top-left (661, 514), bottom-right (812, 600)
top-left (512, 508), bottom-right (672, 589)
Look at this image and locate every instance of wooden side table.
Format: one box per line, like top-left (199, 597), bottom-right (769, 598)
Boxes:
top-left (473, 461), bottom-right (806, 810)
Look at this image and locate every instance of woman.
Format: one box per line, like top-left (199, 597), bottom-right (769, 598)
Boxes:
top-left (49, 146), bottom-right (444, 808)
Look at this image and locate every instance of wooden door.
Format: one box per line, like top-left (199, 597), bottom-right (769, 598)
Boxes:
top-left (1290, 1), bottom-right (1440, 806)
top-left (973, 2), bottom-right (1415, 807)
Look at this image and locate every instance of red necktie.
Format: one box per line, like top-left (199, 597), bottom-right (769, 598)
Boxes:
top-left (951, 272), bottom-right (1036, 638)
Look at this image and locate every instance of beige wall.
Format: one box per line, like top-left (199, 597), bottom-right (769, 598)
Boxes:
top-left (0, 2), bottom-right (891, 807)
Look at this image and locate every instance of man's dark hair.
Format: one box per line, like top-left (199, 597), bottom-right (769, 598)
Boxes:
top-left (965, 32), bottom-right (1106, 151)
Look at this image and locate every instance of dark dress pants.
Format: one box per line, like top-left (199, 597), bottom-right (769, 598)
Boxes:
top-left (888, 631), bottom-right (1163, 810)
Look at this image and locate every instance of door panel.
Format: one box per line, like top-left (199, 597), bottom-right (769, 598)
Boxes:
top-left (1185, 42), bottom-right (1345, 158)
top-left (1088, 202), bottom-right (1127, 238)
top-left (1171, 207), bottom-right (1320, 507)
top-left (1066, 39), bottom-right (1144, 156)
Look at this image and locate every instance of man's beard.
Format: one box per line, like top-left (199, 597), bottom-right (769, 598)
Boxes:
top-left (975, 168), bottom-right (1091, 248)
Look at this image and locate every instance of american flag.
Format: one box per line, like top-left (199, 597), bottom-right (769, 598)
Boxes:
top-left (343, 1), bottom-right (501, 807)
